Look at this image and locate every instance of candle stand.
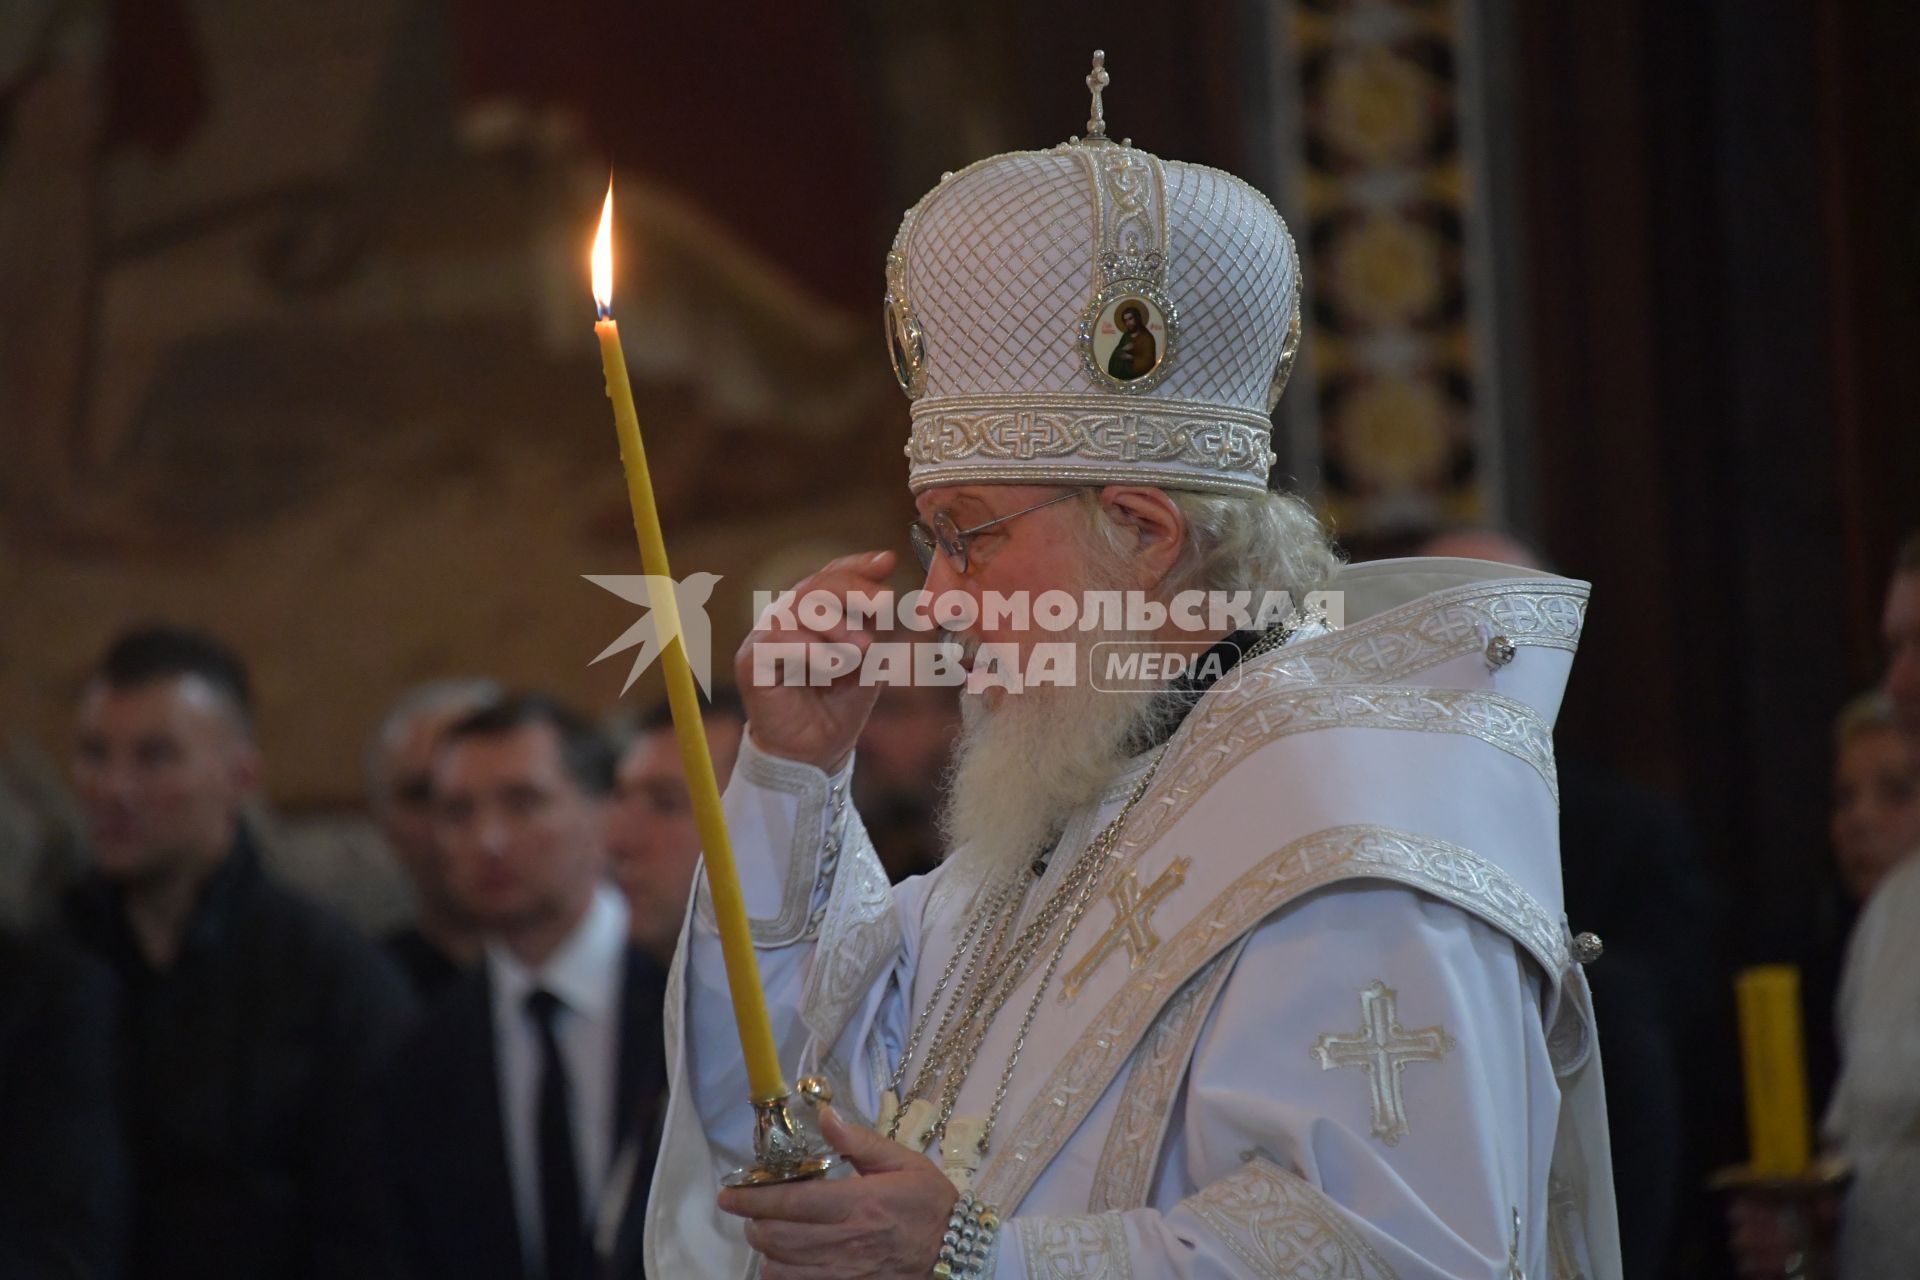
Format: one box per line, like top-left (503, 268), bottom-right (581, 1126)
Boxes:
top-left (722, 1075), bottom-right (842, 1188)
top-left (1710, 1158), bottom-right (1850, 1280)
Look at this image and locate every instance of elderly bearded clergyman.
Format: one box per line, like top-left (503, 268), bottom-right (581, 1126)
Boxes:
top-left (648, 57), bottom-right (1621, 1280)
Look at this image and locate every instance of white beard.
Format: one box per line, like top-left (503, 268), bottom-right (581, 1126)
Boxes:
top-left (938, 629), bottom-right (1174, 888)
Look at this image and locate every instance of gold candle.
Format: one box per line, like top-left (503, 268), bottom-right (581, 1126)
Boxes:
top-left (1734, 964), bottom-right (1812, 1176)
top-left (591, 181), bottom-right (788, 1103)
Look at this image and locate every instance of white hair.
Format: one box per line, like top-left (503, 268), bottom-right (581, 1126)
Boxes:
top-left (937, 485), bottom-right (1339, 885)
top-left (1075, 485), bottom-right (1342, 605)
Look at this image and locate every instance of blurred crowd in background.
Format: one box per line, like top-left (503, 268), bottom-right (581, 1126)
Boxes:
top-left (0, 530), bottom-right (1915, 1278)
top-left (5, 2), bottom-right (1920, 1276)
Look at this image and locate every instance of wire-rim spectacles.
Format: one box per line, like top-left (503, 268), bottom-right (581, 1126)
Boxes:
top-left (908, 491), bottom-right (1078, 575)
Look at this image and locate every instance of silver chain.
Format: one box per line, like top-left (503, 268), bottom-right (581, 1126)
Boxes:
top-left (887, 756), bottom-right (1163, 1153)
top-left (882, 617), bottom-right (1302, 1153)
top-left (882, 875), bottom-right (1022, 1133)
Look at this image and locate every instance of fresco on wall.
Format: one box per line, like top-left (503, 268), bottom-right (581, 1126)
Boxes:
top-left (0, 1), bottom-right (903, 808)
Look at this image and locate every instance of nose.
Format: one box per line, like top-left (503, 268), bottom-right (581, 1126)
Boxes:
top-left (921, 547), bottom-right (964, 598)
top-left (475, 810), bottom-right (512, 858)
top-left (77, 753), bottom-right (137, 807)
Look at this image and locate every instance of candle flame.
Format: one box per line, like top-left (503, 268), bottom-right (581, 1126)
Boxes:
top-left (592, 179), bottom-right (615, 317)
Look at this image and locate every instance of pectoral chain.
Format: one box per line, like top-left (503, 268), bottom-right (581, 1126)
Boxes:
top-left (882, 618), bottom-right (1303, 1171)
top-left (883, 758), bottom-right (1164, 1166)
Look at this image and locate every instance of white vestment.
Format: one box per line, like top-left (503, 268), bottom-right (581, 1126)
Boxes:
top-left (1824, 850), bottom-right (1920, 1279)
top-left (649, 559), bottom-right (1621, 1279)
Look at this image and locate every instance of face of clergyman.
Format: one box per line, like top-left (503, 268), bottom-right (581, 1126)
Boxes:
top-left (912, 484), bottom-right (1093, 697)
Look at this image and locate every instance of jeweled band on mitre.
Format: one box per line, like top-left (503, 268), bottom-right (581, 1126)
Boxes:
top-left (907, 395), bottom-right (1276, 496)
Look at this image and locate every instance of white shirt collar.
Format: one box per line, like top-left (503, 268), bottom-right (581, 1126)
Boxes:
top-left (487, 884), bottom-right (629, 1020)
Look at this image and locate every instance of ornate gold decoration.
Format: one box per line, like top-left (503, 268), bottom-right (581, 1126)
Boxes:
top-left (1017, 1210), bottom-right (1136, 1280)
top-left (719, 1078), bottom-right (839, 1188)
top-left (1089, 945), bottom-right (1243, 1212)
top-left (885, 762), bottom-right (1166, 1161)
top-left (1267, 306), bottom-right (1303, 411)
top-left (976, 824), bottom-right (1562, 1212)
top-left (1547, 1172), bottom-right (1587, 1280)
top-left (1085, 50), bottom-right (1110, 140)
top-left (1312, 981), bottom-right (1455, 1146)
top-left (1266, 578), bottom-right (1589, 684)
top-left (1062, 857), bottom-right (1191, 1000)
top-left (939, 1116), bottom-right (987, 1191)
top-left (906, 395), bottom-right (1275, 496)
top-left (1104, 681), bottom-right (1563, 897)
top-left (1186, 1157), bottom-right (1401, 1279)
top-left (1337, 377), bottom-right (1452, 490)
top-left (884, 207), bottom-right (927, 401)
top-left (798, 832), bottom-right (899, 1052)
top-left (694, 751), bottom-right (842, 945)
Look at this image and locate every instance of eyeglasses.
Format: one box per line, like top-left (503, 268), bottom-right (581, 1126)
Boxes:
top-left (909, 491), bottom-right (1077, 574)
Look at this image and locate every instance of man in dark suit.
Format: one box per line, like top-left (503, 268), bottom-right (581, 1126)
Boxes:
top-left (59, 626), bottom-right (413, 1280)
top-left (0, 928), bottom-right (126, 1279)
top-left (383, 695), bottom-right (667, 1280)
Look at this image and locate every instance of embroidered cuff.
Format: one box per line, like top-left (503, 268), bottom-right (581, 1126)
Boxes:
top-left (1002, 1211), bottom-right (1132, 1280)
top-left (1183, 1157), bottom-right (1400, 1279)
top-left (692, 730), bottom-right (855, 946)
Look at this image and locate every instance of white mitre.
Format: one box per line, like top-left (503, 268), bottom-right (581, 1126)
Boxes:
top-left (886, 51), bottom-right (1301, 497)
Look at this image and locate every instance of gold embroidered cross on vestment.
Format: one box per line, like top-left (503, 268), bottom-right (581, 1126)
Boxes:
top-left (1061, 856), bottom-right (1190, 1000)
top-left (1312, 980), bottom-right (1455, 1146)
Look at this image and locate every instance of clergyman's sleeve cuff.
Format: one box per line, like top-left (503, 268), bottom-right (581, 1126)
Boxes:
top-left (692, 729), bottom-right (855, 946)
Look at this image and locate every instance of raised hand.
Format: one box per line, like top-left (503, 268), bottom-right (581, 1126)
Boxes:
top-left (734, 551), bottom-right (900, 772)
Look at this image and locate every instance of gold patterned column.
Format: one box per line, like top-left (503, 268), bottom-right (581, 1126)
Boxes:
top-left (1275, 0), bottom-right (1497, 534)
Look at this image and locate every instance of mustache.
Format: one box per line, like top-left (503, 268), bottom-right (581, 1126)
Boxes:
top-left (938, 626), bottom-right (981, 668)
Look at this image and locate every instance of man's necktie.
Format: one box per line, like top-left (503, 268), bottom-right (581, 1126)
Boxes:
top-left (526, 989), bottom-right (587, 1280)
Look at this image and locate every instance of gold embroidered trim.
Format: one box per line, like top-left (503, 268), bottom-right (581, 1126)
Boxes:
top-left (1088, 945), bottom-right (1243, 1212)
top-left (1548, 1171), bottom-right (1587, 1280)
top-left (1270, 578), bottom-right (1589, 687)
top-left (797, 831), bottom-right (900, 1052)
top-left (1113, 679), bottom-right (1562, 882)
top-left (907, 394), bottom-right (1276, 495)
top-left (1097, 580), bottom-right (1584, 879)
top-left (975, 824), bottom-right (1562, 1211)
top-left (1016, 1210), bottom-right (1136, 1280)
top-left (1187, 1158), bottom-right (1400, 1280)
top-left (694, 749), bottom-right (841, 945)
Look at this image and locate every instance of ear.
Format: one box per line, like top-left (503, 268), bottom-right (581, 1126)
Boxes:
top-left (1096, 486), bottom-right (1186, 590)
top-left (228, 740), bottom-right (263, 796)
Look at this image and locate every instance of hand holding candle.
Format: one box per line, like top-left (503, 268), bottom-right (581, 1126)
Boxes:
top-left (591, 180), bottom-right (788, 1105)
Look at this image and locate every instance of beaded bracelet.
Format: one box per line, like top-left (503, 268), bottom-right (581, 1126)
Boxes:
top-left (931, 1189), bottom-right (1000, 1278)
